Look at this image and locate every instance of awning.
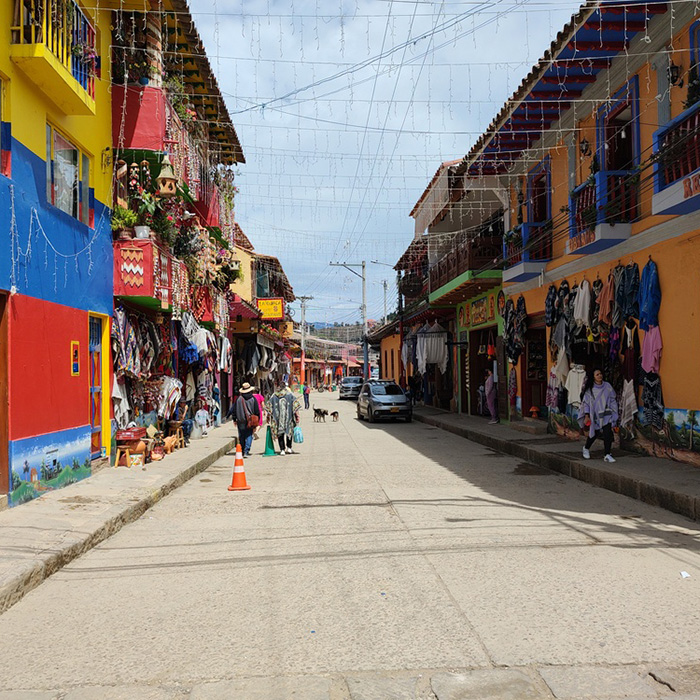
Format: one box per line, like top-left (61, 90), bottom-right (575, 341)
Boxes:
top-left (257, 334), bottom-right (275, 350)
top-left (229, 294), bottom-right (260, 320)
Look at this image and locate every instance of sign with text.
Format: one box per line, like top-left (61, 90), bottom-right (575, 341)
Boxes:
top-left (257, 297), bottom-right (285, 320)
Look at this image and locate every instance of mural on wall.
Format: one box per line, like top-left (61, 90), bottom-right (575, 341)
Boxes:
top-left (623, 407), bottom-right (700, 467)
top-left (9, 427), bottom-right (91, 506)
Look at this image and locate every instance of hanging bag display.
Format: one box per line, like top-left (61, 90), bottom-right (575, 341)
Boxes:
top-left (487, 330), bottom-right (497, 360)
top-left (477, 331), bottom-right (487, 356)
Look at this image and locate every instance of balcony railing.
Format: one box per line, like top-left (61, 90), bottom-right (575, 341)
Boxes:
top-left (11, 0), bottom-right (96, 100)
top-left (503, 222), bottom-right (552, 269)
top-left (430, 236), bottom-right (502, 292)
top-left (655, 99), bottom-right (700, 191)
top-left (569, 170), bottom-right (638, 239)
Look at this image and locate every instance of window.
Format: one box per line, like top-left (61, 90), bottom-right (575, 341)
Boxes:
top-left (371, 384), bottom-right (403, 396)
top-left (45, 124), bottom-right (91, 225)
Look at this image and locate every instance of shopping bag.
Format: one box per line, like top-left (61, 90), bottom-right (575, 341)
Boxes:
top-left (293, 426), bottom-right (304, 444)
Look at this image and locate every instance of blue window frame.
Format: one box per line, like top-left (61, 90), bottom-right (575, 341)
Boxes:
top-left (690, 20), bottom-right (700, 69)
top-left (596, 76), bottom-right (640, 171)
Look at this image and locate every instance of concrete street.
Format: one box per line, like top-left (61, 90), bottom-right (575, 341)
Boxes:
top-left (1, 393), bottom-right (700, 699)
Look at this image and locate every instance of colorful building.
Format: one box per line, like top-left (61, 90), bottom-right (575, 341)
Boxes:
top-left (1, 0), bottom-right (115, 506)
top-left (401, 1), bottom-right (700, 464)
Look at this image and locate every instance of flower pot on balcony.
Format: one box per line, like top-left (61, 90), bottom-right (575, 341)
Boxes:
top-left (117, 227), bottom-right (135, 240)
top-left (138, 77), bottom-right (150, 86)
top-left (134, 225), bottom-right (152, 239)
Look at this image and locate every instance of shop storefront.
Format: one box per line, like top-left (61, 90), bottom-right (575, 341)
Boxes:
top-left (455, 288), bottom-right (505, 417)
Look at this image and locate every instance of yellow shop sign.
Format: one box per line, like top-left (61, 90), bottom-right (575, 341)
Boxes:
top-left (257, 297), bottom-right (285, 320)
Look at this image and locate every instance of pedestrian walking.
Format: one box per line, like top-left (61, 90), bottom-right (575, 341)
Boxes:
top-left (234, 383), bottom-right (261, 457)
top-left (270, 382), bottom-right (299, 455)
top-left (303, 382), bottom-right (311, 409)
top-left (252, 390), bottom-right (265, 440)
top-left (579, 367), bottom-right (618, 463)
top-left (485, 368), bottom-right (499, 424)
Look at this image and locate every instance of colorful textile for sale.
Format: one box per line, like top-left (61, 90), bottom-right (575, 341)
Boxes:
top-left (641, 325), bottom-right (662, 374)
top-left (638, 259), bottom-right (661, 331)
top-left (642, 372), bottom-right (665, 430)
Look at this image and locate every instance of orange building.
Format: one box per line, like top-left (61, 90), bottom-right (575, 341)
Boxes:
top-left (408, 1), bottom-right (700, 463)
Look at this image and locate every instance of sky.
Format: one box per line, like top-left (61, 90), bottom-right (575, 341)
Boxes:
top-left (189, 0), bottom-right (582, 324)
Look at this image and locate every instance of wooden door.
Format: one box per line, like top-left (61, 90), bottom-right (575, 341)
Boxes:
top-left (521, 328), bottom-right (547, 416)
top-left (0, 293), bottom-right (8, 494)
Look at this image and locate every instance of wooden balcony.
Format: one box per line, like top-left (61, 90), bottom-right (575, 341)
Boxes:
top-left (114, 239), bottom-right (172, 310)
top-left (567, 170), bottom-right (636, 254)
top-left (429, 236), bottom-right (501, 293)
top-left (652, 100), bottom-right (700, 216)
top-left (10, 0), bottom-right (96, 115)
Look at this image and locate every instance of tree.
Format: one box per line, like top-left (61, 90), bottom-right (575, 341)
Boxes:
top-left (11, 471), bottom-right (20, 491)
top-left (688, 410), bottom-right (699, 450)
top-left (22, 460), bottom-right (30, 480)
top-left (666, 411), bottom-right (678, 447)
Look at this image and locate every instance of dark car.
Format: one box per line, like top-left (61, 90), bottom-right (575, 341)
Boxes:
top-left (339, 376), bottom-right (363, 400)
top-left (356, 380), bottom-right (412, 423)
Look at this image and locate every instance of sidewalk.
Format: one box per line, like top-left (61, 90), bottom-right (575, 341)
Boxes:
top-left (414, 406), bottom-right (700, 523)
top-left (0, 426), bottom-right (236, 614)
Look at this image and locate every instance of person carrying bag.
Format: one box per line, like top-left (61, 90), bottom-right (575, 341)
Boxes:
top-left (234, 383), bottom-right (261, 457)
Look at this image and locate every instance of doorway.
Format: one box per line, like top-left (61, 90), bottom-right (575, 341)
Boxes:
top-left (0, 293), bottom-right (8, 495)
top-left (460, 347), bottom-right (469, 413)
top-left (469, 326), bottom-right (496, 416)
top-left (520, 326), bottom-right (547, 418)
top-left (88, 316), bottom-right (103, 459)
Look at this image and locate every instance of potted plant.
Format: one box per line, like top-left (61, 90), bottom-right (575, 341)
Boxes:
top-left (111, 205), bottom-right (138, 239)
top-left (134, 191), bottom-right (158, 238)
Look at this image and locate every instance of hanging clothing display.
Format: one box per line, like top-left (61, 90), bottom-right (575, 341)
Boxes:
top-left (597, 272), bottom-right (615, 326)
top-left (610, 264), bottom-right (625, 328)
top-left (620, 320), bottom-right (640, 385)
top-left (573, 279), bottom-right (591, 327)
top-left (620, 379), bottom-right (638, 428)
top-left (546, 367), bottom-right (559, 410)
top-left (564, 364), bottom-right (586, 408)
top-left (112, 379), bottom-right (131, 429)
top-left (616, 261), bottom-right (640, 323)
top-left (416, 322), bottom-right (448, 374)
top-left (554, 347), bottom-right (569, 387)
top-left (544, 285), bottom-right (557, 327)
top-left (641, 325), bottom-right (663, 374)
top-left (642, 372), bottom-right (665, 430)
top-left (638, 259), bottom-right (661, 331)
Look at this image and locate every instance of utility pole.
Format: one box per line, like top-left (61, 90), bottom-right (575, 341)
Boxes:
top-left (382, 280), bottom-right (388, 325)
top-left (330, 260), bottom-right (368, 380)
top-left (298, 295), bottom-right (313, 385)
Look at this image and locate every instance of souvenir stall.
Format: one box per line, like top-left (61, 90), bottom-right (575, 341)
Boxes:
top-left (415, 321), bottom-right (451, 409)
top-left (538, 257), bottom-right (662, 451)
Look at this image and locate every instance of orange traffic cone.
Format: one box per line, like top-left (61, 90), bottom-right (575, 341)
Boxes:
top-left (228, 443), bottom-right (251, 491)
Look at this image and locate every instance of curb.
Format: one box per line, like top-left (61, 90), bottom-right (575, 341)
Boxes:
top-left (0, 438), bottom-right (236, 615)
top-left (414, 412), bottom-right (700, 522)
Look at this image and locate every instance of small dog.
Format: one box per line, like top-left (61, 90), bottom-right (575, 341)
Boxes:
top-left (330, 411), bottom-right (339, 422)
top-left (313, 406), bottom-right (328, 422)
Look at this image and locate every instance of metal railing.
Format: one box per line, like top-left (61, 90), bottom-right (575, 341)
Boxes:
top-left (569, 169), bottom-right (638, 238)
top-left (503, 221), bottom-right (552, 268)
top-left (11, 0), bottom-right (96, 99)
top-left (655, 100), bottom-right (700, 190)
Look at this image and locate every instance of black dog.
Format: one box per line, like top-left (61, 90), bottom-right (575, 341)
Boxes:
top-left (313, 406), bottom-right (328, 422)
top-left (330, 411), bottom-right (339, 422)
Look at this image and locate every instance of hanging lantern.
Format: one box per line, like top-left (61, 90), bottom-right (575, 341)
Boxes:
top-left (156, 155), bottom-right (178, 198)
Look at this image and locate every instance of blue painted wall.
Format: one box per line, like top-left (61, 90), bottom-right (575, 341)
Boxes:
top-left (0, 134), bottom-right (113, 314)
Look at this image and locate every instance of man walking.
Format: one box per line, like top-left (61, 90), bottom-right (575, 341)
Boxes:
top-left (235, 383), bottom-right (261, 456)
top-left (303, 382), bottom-right (311, 409)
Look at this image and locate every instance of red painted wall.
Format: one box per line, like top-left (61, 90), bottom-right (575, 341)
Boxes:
top-left (8, 295), bottom-right (89, 440)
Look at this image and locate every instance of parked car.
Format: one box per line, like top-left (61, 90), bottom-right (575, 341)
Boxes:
top-left (339, 376), bottom-right (363, 400)
top-left (356, 380), bottom-right (412, 423)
